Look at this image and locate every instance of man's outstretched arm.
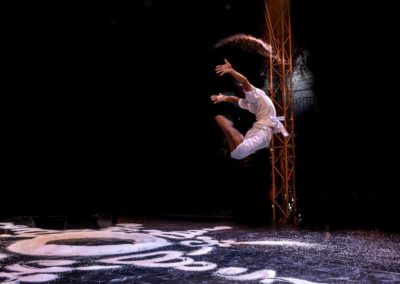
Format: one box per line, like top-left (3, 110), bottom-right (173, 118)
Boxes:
top-left (210, 93), bottom-right (240, 104)
top-left (215, 59), bottom-right (253, 92)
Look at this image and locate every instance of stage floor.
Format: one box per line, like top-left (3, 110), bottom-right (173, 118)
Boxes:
top-left (1, 217), bottom-right (399, 283)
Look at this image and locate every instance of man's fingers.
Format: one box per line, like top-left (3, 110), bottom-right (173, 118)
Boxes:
top-left (211, 96), bottom-right (219, 104)
top-left (224, 58), bottom-right (230, 65)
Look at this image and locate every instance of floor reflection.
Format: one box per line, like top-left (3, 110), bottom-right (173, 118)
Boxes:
top-left (0, 217), bottom-right (399, 283)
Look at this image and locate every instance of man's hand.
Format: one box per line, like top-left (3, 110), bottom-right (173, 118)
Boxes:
top-left (215, 59), bottom-right (233, 76)
top-left (210, 93), bottom-right (226, 104)
top-left (215, 58), bottom-right (253, 91)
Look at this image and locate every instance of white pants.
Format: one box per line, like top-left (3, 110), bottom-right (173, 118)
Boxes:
top-left (230, 127), bottom-right (272, 160)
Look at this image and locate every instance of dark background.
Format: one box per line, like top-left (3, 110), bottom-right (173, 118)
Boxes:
top-left (3, 1), bottom-right (399, 230)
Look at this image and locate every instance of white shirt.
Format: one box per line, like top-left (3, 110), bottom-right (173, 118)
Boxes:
top-left (238, 87), bottom-right (288, 136)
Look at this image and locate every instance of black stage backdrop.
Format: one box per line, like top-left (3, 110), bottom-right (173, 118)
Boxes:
top-left (3, 1), bottom-right (399, 229)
